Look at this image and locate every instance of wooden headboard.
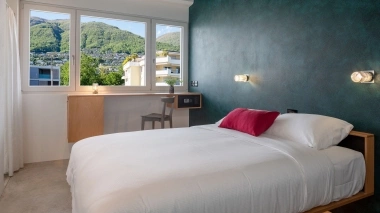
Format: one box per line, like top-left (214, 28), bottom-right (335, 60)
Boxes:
top-left (305, 130), bottom-right (374, 213)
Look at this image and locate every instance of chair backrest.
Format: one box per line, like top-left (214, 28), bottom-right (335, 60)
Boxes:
top-left (161, 97), bottom-right (175, 118)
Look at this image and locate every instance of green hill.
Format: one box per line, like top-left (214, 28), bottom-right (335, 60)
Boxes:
top-left (30, 18), bottom-right (180, 54)
top-left (30, 22), bottom-right (63, 52)
top-left (30, 17), bottom-right (47, 26)
top-left (80, 22), bottom-right (145, 54)
top-left (157, 32), bottom-right (180, 47)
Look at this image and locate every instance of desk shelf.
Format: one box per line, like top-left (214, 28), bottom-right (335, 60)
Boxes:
top-left (67, 92), bottom-right (201, 142)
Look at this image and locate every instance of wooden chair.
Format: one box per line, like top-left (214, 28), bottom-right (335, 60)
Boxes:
top-left (141, 97), bottom-right (175, 130)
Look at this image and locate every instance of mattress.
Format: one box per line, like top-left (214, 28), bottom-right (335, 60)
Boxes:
top-left (321, 146), bottom-right (365, 201)
top-left (67, 124), bottom-right (365, 213)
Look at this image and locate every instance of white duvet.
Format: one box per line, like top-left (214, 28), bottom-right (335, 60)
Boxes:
top-left (67, 125), bottom-right (336, 213)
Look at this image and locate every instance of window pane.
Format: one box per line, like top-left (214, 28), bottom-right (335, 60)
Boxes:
top-left (79, 15), bottom-right (146, 86)
top-left (155, 24), bottom-right (182, 86)
top-left (29, 10), bottom-right (70, 86)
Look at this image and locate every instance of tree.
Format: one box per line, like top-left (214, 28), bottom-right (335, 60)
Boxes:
top-left (60, 61), bottom-right (69, 86)
top-left (59, 54), bottom-right (125, 86)
top-left (131, 53), bottom-right (138, 61)
top-left (80, 54), bottom-right (101, 85)
top-left (156, 50), bottom-right (169, 57)
top-left (101, 66), bottom-right (124, 85)
top-left (122, 53), bottom-right (139, 66)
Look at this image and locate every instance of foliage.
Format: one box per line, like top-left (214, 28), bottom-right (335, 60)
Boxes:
top-left (60, 54), bottom-right (124, 86)
top-left (164, 77), bottom-right (180, 86)
top-left (80, 22), bottom-right (146, 54)
top-left (122, 53), bottom-right (139, 66)
top-left (156, 50), bottom-right (169, 57)
top-left (101, 67), bottom-right (124, 85)
top-left (30, 22), bottom-right (63, 52)
top-left (156, 42), bottom-right (179, 52)
top-left (80, 54), bottom-right (102, 85)
top-left (157, 32), bottom-right (180, 47)
top-left (60, 61), bottom-right (69, 86)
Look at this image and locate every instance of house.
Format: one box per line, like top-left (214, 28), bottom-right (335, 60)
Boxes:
top-left (0, 0), bottom-right (379, 212)
top-left (29, 65), bottom-right (61, 86)
top-left (122, 51), bottom-right (181, 86)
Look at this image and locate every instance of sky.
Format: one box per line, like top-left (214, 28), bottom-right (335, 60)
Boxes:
top-left (31, 10), bottom-right (181, 38)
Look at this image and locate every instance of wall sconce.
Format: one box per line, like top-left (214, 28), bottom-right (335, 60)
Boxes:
top-left (92, 83), bottom-right (99, 94)
top-left (234, 74), bottom-right (249, 82)
top-left (351, 70), bottom-right (374, 83)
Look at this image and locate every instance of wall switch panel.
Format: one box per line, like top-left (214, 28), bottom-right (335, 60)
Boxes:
top-left (190, 81), bottom-right (198, 87)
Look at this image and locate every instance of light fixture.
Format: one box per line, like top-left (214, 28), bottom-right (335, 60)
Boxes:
top-left (351, 70), bottom-right (374, 83)
top-left (92, 83), bottom-right (99, 94)
top-left (234, 74), bottom-right (249, 82)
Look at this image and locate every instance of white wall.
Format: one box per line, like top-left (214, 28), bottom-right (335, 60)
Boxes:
top-left (23, 0), bottom-right (191, 22)
top-left (23, 94), bottom-right (189, 163)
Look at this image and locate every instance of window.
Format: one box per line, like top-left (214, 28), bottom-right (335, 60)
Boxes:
top-left (78, 12), bottom-right (148, 89)
top-left (22, 3), bottom-right (187, 92)
top-left (152, 20), bottom-right (188, 91)
top-left (22, 5), bottom-right (76, 91)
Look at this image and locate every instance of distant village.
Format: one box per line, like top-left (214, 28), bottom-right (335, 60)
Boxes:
top-left (30, 48), bottom-right (133, 71)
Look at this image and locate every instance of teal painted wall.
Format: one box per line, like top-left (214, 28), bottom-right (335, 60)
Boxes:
top-left (189, 0), bottom-right (380, 204)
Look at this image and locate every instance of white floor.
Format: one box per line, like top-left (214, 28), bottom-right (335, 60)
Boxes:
top-left (4, 175), bottom-right (10, 187)
top-left (0, 160), bottom-right (71, 213)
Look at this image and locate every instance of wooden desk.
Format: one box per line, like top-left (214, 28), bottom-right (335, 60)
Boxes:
top-left (67, 92), bottom-right (201, 143)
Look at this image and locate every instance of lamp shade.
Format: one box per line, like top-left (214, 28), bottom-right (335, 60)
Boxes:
top-left (92, 83), bottom-right (99, 94)
top-left (351, 71), bottom-right (374, 83)
top-left (234, 74), bottom-right (249, 82)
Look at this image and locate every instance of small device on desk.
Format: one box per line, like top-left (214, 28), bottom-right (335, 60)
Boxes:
top-left (177, 95), bottom-right (201, 108)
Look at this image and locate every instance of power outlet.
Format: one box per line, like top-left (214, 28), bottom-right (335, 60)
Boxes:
top-left (287, 109), bottom-right (298, 113)
top-left (190, 81), bottom-right (198, 87)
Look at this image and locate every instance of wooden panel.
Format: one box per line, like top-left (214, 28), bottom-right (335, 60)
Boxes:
top-left (304, 192), bottom-right (372, 213)
top-left (304, 131), bottom-right (374, 213)
top-left (67, 96), bottom-right (104, 143)
top-left (67, 92), bottom-right (201, 98)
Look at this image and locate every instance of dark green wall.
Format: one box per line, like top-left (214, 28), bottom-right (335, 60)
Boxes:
top-left (189, 0), bottom-right (380, 205)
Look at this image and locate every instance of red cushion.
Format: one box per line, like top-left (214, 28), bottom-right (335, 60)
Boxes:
top-left (219, 108), bottom-right (280, 136)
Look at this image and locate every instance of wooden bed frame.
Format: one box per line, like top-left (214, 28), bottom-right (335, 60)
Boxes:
top-left (305, 131), bottom-right (374, 213)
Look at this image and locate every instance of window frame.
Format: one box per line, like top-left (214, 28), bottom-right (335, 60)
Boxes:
top-left (152, 20), bottom-right (188, 92)
top-left (75, 10), bottom-right (152, 93)
top-left (21, 3), bottom-right (188, 93)
top-left (21, 4), bottom-right (76, 92)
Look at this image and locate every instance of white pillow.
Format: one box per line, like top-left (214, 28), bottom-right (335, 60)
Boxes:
top-left (265, 113), bottom-right (353, 150)
top-left (215, 117), bottom-right (225, 125)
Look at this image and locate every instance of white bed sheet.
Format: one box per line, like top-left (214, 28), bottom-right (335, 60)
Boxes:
top-left (67, 124), bottom-right (363, 213)
top-left (321, 146), bottom-right (365, 201)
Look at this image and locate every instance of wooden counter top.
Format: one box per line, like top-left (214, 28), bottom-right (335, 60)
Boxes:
top-left (67, 92), bottom-right (201, 97)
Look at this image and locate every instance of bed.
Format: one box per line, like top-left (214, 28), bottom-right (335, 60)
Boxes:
top-left (66, 122), bottom-right (374, 213)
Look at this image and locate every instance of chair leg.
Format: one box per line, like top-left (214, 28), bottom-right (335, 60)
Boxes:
top-left (152, 121), bottom-right (155, 129)
top-left (141, 119), bottom-right (145, 130)
top-left (161, 119), bottom-right (164, 129)
top-left (169, 118), bottom-right (173, 128)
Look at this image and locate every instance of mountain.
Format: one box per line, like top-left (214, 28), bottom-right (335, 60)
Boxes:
top-left (30, 17), bottom-right (47, 26)
top-left (80, 22), bottom-right (145, 54)
top-left (30, 18), bottom-right (180, 54)
top-left (30, 22), bottom-right (64, 52)
top-left (157, 32), bottom-right (180, 47)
